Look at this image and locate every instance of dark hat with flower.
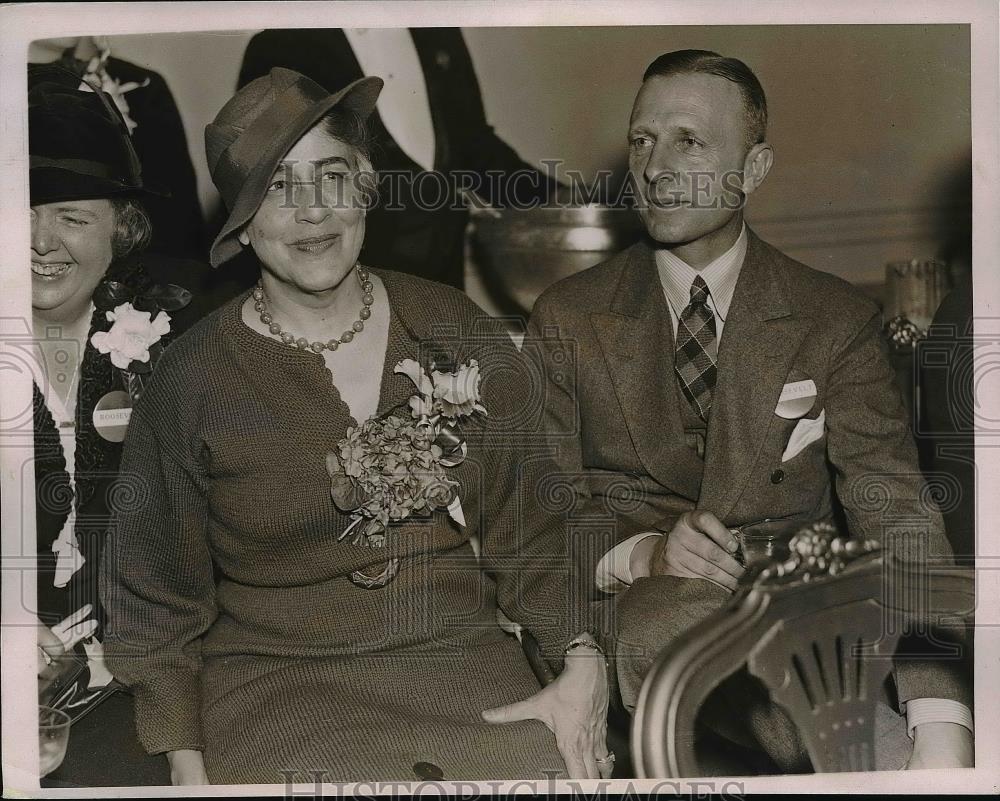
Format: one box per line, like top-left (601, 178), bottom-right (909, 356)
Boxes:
top-left (28, 63), bottom-right (157, 205)
top-left (204, 67), bottom-right (383, 268)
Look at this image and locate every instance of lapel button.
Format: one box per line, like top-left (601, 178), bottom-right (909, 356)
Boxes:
top-left (770, 469), bottom-right (785, 484)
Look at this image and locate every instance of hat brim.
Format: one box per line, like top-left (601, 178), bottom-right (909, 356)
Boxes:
top-left (209, 75), bottom-right (382, 268)
top-left (30, 166), bottom-right (169, 207)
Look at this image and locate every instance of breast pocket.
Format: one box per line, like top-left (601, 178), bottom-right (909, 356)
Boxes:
top-left (780, 409), bottom-right (826, 463)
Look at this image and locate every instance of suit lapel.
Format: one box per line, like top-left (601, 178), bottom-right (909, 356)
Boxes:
top-left (699, 231), bottom-right (812, 520)
top-left (591, 242), bottom-right (704, 501)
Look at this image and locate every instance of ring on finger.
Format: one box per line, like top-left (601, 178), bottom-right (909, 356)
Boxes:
top-left (595, 751), bottom-right (615, 765)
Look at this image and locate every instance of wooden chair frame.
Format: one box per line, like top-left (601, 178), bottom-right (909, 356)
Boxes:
top-left (632, 550), bottom-right (974, 777)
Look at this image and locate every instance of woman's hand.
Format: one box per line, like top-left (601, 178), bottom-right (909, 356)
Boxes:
top-left (38, 606), bottom-right (98, 680)
top-left (481, 634), bottom-right (611, 779)
top-left (166, 749), bottom-right (209, 785)
top-left (36, 623), bottom-right (66, 680)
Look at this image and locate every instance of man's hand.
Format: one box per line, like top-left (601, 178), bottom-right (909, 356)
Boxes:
top-left (905, 722), bottom-right (974, 769)
top-left (648, 511), bottom-right (744, 592)
top-left (166, 749), bottom-right (209, 785)
top-left (482, 634), bottom-right (611, 778)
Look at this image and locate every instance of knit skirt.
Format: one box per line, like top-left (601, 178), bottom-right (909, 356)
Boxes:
top-left (199, 551), bottom-right (566, 784)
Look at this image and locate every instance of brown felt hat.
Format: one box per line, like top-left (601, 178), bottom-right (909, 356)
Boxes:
top-left (205, 67), bottom-right (382, 267)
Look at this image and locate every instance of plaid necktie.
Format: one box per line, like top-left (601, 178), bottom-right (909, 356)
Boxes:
top-left (675, 275), bottom-right (718, 420)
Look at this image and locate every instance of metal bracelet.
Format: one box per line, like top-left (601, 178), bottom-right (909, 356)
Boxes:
top-left (564, 637), bottom-right (604, 657)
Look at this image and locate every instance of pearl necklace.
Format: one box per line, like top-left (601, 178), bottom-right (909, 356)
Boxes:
top-left (253, 266), bottom-right (374, 353)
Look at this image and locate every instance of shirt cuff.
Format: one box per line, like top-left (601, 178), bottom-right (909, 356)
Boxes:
top-left (594, 532), bottom-right (663, 594)
top-left (905, 698), bottom-right (974, 738)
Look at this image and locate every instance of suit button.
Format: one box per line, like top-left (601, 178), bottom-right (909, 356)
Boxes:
top-left (435, 50), bottom-right (451, 69)
top-left (770, 469), bottom-right (785, 484)
top-left (413, 761), bottom-right (444, 781)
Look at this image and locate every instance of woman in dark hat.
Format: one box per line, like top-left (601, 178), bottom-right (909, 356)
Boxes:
top-left (29, 64), bottom-right (202, 785)
top-left (30, 36), bottom-right (207, 260)
top-left (102, 68), bottom-right (611, 785)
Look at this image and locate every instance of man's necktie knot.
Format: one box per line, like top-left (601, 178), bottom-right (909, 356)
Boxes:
top-left (689, 275), bottom-right (711, 306)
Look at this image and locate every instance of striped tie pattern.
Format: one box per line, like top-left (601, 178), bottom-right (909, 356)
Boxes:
top-left (675, 276), bottom-right (718, 420)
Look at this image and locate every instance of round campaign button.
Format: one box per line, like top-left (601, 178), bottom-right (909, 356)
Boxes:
top-left (93, 391), bottom-right (133, 443)
top-left (774, 378), bottom-right (817, 420)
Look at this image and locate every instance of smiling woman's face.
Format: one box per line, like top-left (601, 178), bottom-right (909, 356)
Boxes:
top-left (30, 198), bottom-right (115, 321)
top-left (238, 125), bottom-right (367, 296)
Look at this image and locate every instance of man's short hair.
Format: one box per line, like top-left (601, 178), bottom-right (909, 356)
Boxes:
top-left (643, 49), bottom-right (767, 150)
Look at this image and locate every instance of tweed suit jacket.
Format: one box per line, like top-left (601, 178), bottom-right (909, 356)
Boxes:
top-left (526, 228), bottom-right (967, 706)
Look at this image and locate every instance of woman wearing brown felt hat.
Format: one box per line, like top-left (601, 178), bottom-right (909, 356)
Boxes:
top-left (101, 67), bottom-right (611, 785)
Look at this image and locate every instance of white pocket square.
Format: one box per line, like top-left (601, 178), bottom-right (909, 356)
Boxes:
top-left (781, 409), bottom-right (826, 462)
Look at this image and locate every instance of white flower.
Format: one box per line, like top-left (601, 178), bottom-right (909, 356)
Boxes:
top-left (90, 302), bottom-right (171, 369)
top-left (431, 359), bottom-right (484, 420)
top-left (78, 49), bottom-right (149, 134)
top-left (395, 359), bottom-right (434, 397)
top-left (408, 394), bottom-right (435, 419)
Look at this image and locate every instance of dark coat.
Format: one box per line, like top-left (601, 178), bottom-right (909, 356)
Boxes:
top-left (920, 278), bottom-right (975, 560)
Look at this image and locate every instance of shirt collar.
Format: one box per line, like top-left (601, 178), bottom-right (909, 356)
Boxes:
top-left (654, 223), bottom-right (748, 322)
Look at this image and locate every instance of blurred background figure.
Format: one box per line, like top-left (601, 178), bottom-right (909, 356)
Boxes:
top-left (235, 28), bottom-right (562, 292)
top-left (920, 274), bottom-right (975, 561)
top-left (29, 36), bottom-right (207, 260)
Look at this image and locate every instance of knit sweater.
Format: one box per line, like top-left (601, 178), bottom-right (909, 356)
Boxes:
top-left (100, 268), bottom-right (583, 781)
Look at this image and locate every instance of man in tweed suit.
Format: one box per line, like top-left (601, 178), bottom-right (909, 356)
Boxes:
top-left (526, 50), bottom-right (972, 770)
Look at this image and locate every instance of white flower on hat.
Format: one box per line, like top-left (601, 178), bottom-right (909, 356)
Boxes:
top-left (90, 302), bottom-right (171, 369)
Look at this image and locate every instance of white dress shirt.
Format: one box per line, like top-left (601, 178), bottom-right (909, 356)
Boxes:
top-left (655, 223), bottom-right (747, 340)
top-left (47, 386), bottom-right (84, 586)
top-left (344, 28), bottom-right (436, 172)
top-left (37, 317), bottom-right (93, 590)
top-left (591, 225), bottom-right (972, 735)
top-left (35, 312), bottom-right (117, 689)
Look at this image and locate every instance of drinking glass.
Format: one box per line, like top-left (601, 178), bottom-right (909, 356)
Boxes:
top-left (731, 518), bottom-right (801, 567)
top-left (38, 705), bottom-right (71, 778)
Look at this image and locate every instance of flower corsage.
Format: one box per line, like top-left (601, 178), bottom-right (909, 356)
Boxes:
top-left (89, 277), bottom-right (191, 402)
top-left (325, 358), bottom-right (487, 587)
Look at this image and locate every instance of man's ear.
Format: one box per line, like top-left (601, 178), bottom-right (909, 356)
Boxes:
top-left (237, 229), bottom-right (250, 247)
top-left (741, 142), bottom-right (774, 195)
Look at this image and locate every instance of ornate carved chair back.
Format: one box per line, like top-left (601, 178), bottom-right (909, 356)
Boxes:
top-left (632, 526), bottom-right (974, 777)
top-left (745, 566), bottom-right (899, 772)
